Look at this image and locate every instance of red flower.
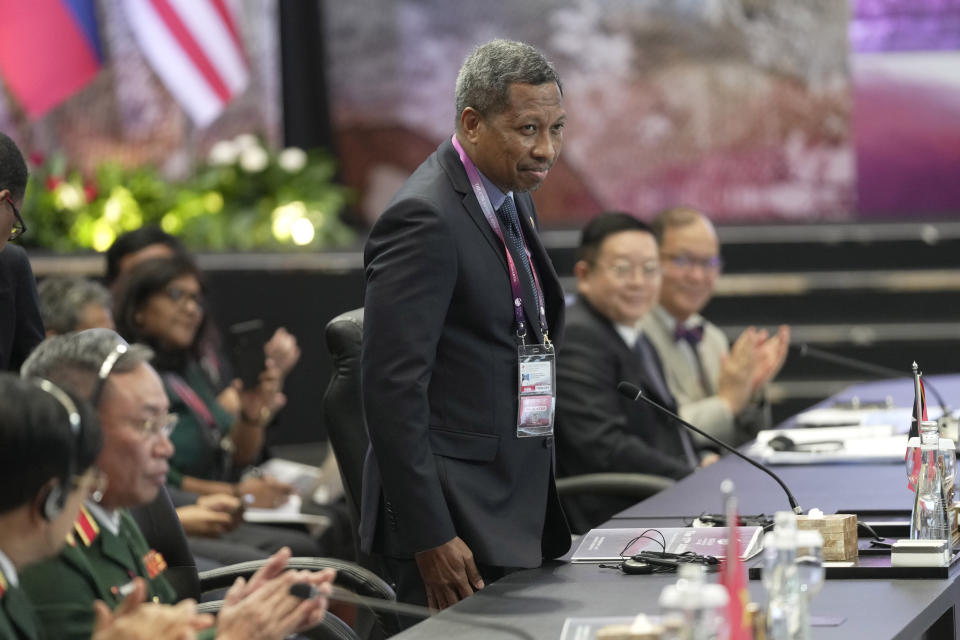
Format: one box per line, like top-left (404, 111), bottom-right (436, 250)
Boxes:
top-left (46, 176), bottom-right (62, 191)
top-left (29, 151), bottom-right (45, 167)
top-left (83, 183), bottom-right (98, 203)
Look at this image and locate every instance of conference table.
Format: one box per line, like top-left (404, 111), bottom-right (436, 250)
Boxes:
top-left (394, 375), bottom-right (960, 639)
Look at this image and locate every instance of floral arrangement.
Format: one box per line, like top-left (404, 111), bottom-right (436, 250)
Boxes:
top-left (21, 134), bottom-right (354, 253)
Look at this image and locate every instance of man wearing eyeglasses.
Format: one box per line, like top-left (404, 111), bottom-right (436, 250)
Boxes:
top-left (556, 213), bottom-right (713, 532)
top-left (19, 330), bottom-right (334, 640)
top-left (0, 373), bottom-right (217, 639)
top-left (642, 207), bottom-right (790, 447)
top-left (0, 132), bottom-right (44, 371)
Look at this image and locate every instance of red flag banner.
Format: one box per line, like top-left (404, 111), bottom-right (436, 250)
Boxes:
top-left (0, 0), bottom-right (102, 119)
top-left (721, 496), bottom-right (752, 640)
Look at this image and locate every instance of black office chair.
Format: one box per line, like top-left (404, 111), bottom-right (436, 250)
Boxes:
top-left (130, 488), bottom-right (202, 599)
top-left (322, 308), bottom-right (367, 562)
top-left (322, 307), bottom-right (674, 539)
top-left (556, 473), bottom-right (675, 534)
top-left (131, 486), bottom-right (395, 640)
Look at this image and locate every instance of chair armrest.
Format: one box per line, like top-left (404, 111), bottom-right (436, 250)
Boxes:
top-left (198, 557), bottom-right (395, 602)
top-left (556, 473), bottom-right (674, 498)
top-left (195, 601), bottom-right (359, 640)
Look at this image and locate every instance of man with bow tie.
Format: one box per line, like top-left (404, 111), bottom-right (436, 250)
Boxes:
top-left (641, 207), bottom-right (790, 448)
top-left (556, 213), bottom-right (715, 532)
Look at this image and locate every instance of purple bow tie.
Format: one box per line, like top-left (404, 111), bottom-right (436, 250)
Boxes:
top-left (674, 323), bottom-right (704, 346)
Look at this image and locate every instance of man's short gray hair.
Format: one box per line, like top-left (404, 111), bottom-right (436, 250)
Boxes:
top-left (454, 39), bottom-right (561, 127)
top-left (38, 277), bottom-right (112, 335)
top-left (21, 329), bottom-right (153, 401)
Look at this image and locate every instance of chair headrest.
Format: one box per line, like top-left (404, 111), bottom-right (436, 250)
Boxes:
top-left (325, 308), bottom-right (364, 357)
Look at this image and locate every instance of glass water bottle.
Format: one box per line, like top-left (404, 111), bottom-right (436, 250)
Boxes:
top-left (910, 421), bottom-right (951, 541)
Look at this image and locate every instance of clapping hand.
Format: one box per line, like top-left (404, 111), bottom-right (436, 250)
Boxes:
top-left (92, 578), bottom-right (214, 640)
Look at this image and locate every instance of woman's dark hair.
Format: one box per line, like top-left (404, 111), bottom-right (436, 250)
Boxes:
top-left (0, 373), bottom-right (102, 515)
top-left (113, 256), bottom-right (211, 373)
top-left (104, 225), bottom-right (188, 286)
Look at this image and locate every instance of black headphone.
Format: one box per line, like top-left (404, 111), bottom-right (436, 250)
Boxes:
top-left (31, 378), bottom-right (83, 521)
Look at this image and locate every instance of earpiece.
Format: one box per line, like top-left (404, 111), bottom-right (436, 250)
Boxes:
top-left (31, 379), bottom-right (83, 521)
top-left (621, 558), bottom-right (654, 574)
top-left (42, 483), bottom-right (65, 521)
top-left (768, 435), bottom-right (797, 451)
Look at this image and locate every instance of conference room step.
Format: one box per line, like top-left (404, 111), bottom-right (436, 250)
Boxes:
top-left (543, 220), bottom-right (960, 275)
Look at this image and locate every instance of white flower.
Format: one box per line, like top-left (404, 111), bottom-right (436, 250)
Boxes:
top-left (233, 133), bottom-right (259, 150)
top-left (271, 201), bottom-right (307, 241)
top-left (208, 140), bottom-right (238, 166)
top-left (53, 182), bottom-right (85, 210)
top-left (277, 147), bottom-right (308, 173)
top-left (290, 217), bottom-right (315, 245)
top-left (239, 146), bottom-right (269, 173)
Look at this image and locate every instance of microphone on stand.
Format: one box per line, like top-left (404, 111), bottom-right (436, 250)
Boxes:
top-left (289, 583), bottom-right (536, 640)
top-left (617, 381), bottom-right (803, 515)
top-left (793, 343), bottom-right (954, 427)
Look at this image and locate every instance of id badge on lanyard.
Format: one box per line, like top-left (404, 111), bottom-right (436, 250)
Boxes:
top-left (450, 134), bottom-right (556, 438)
top-left (516, 342), bottom-right (556, 437)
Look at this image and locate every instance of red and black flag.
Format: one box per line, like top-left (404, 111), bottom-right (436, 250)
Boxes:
top-left (906, 362), bottom-right (928, 492)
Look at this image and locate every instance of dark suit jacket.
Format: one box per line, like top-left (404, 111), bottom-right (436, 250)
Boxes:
top-left (556, 298), bottom-right (695, 528)
top-left (0, 245), bottom-right (44, 371)
top-left (360, 137), bottom-right (570, 568)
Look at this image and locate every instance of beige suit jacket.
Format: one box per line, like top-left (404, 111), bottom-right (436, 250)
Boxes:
top-left (641, 305), bottom-right (770, 446)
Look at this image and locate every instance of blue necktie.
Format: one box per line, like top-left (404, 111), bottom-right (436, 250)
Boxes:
top-left (497, 196), bottom-right (540, 322)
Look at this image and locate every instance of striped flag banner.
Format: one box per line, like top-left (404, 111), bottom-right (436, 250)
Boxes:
top-left (124, 0), bottom-right (249, 127)
top-left (0, 0), bottom-right (102, 119)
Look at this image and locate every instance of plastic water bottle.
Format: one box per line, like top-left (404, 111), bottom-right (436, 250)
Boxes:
top-left (794, 529), bottom-right (824, 640)
top-left (762, 512), bottom-right (800, 640)
top-left (658, 563), bottom-right (728, 640)
top-left (911, 421), bottom-right (951, 541)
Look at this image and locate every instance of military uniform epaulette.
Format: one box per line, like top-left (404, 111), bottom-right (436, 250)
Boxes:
top-left (73, 506), bottom-right (100, 547)
top-left (0, 563), bottom-right (7, 599)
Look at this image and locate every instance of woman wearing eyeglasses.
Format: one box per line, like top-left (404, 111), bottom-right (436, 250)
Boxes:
top-left (112, 256), bottom-right (321, 558)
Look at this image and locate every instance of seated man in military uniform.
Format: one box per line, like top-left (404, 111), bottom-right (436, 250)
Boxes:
top-left (19, 330), bottom-right (335, 640)
top-left (0, 372), bottom-right (214, 639)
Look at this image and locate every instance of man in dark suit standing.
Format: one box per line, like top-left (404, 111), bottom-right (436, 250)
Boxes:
top-left (361, 39), bottom-right (570, 611)
top-left (0, 132), bottom-right (44, 371)
top-left (556, 213), bottom-right (713, 531)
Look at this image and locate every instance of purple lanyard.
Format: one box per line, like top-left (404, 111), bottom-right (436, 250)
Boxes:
top-left (451, 134), bottom-right (549, 343)
top-left (164, 373), bottom-right (218, 433)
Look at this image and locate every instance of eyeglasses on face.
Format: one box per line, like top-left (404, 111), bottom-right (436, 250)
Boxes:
top-left (601, 259), bottom-right (661, 281)
top-left (129, 413), bottom-right (178, 440)
top-left (662, 253), bottom-right (723, 273)
top-left (164, 286), bottom-right (204, 308)
top-left (5, 195), bottom-right (26, 241)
